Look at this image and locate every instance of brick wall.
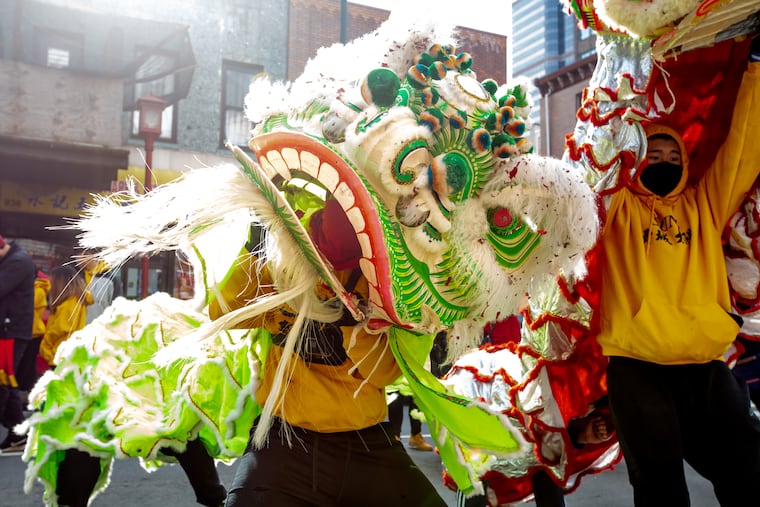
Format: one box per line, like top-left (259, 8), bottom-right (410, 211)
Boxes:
top-left (457, 28), bottom-right (507, 84)
top-left (288, 0), bottom-right (507, 83)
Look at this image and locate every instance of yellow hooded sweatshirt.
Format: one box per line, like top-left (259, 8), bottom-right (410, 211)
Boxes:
top-left (209, 252), bottom-right (401, 433)
top-left (32, 276), bottom-right (51, 338)
top-left (40, 292), bottom-right (92, 366)
top-left (597, 61), bottom-right (760, 365)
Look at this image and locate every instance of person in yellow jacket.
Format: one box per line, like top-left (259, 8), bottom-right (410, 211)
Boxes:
top-left (31, 272), bottom-right (50, 341)
top-left (210, 199), bottom-right (446, 507)
top-left (76, 257), bottom-right (114, 324)
top-left (598, 42), bottom-right (760, 506)
top-left (39, 266), bottom-right (92, 367)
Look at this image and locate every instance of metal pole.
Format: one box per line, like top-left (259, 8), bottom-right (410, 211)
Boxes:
top-left (340, 0), bottom-right (347, 43)
top-left (140, 134), bottom-right (155, 299)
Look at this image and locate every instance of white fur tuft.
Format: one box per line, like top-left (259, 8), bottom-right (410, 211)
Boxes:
top-left (596, 0), bottom-right (701, 38)
top-left (70, 164), bottom-right (262, 269)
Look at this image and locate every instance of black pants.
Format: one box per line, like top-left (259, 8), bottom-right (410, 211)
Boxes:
top-left (0, 384), bottom-right (24, 433)
top-left (388, 394), bottom-right (422, 437)
top-left (14, 338), bottom-right (40, 392)
top-left (0, 338), bottom-right (27, 433)
top-left (56, 449), bottom-right (101, 507)
top-left (531, 470), bottom-right (565, 507)
top-left (733, 336), bottom-right (760, 410)
top-left (225, 417), bottom-right (446, 507)
top-left (607, 356), bottom-right (760, 507)
top-left (57, 440), bottom-right (226, 507)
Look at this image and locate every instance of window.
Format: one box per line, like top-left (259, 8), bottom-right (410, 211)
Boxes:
top-left (130, 52), bottom-right (180, 142)
top-left (35, 28), bottom-right (83, 70)
top-left (579, 27), bottom-right (594, 41)
top-left (47, 48), bottom-right (70, 68)
top-left (576, 27), bottom-right (596, 59)
top-left (221, 61), bottom-right (262, 148)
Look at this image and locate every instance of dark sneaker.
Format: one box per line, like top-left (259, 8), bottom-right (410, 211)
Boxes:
top-left (0, 434), bottom-right (27, 453)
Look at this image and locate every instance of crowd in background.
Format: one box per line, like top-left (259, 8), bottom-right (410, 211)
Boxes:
top-left (0, 236), bottom-right (119, 453)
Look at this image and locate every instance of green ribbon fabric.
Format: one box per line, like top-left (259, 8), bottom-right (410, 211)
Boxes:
top-left (388, 327), bottom-right (525, 495)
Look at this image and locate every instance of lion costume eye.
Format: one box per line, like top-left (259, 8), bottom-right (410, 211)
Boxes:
top-left (394, 143), bottom-right (431, 187)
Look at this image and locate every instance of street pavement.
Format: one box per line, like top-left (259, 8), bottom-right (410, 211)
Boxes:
top-left (0, 422), bottom-right (720, 506)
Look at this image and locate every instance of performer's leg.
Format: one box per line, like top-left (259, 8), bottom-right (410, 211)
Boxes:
top-left (531, 470), bottom-right (565, 507)
top-left (731, 337), bottom-right (760, 411)
top-left (56, 449), bottom-right (101, 507)
top-left (338, 422), bottom-right (446, 507)
top-left (406, 397), bottom-right (433, 450)
top-left (0, 339), bottom-right (25, 440)
top-left (750, 388), bottom-right (760, 412)
top-left (607, 357), bottom-right (689, 507)
top-left (14, 338), bottom-right (40, 392)
top-left (682, 361), bottom-right (760, 507)
top-left (162, 439), bottom-right (227, 507)
top-left (226, 419), bottom-right (445, 507)
top-left (225, 419), bottom-right (326, 507)
top-left (455, 486), bottom-right (487, 506)
top-left (408, 397), bottom-right (422, 435)
top-left (387, 394), bottom-right (404, 439)
top-left (0, 386), bottom-right (25, 447)
top-left (3, 387), bottom-right (23, 426)
top-left (0, 385), bottom-right (7, 428)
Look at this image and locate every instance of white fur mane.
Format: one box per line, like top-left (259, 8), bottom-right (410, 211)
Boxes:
top-left (597, 0), bottom-right (701, 38)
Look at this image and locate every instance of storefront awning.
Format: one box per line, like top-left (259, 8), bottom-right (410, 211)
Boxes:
top-left (0, 135), bottom-right (128, 189)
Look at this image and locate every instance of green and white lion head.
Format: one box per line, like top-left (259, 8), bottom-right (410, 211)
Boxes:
top-left (240, 19), bottom-right (599, 347)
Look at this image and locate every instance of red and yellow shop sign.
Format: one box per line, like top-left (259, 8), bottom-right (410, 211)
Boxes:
top-left (0, 181), bottom-right (96, 217)
top-left (116, 166), bottom-right (184, 188)
top-left (1, 167), bottom-right (184, 217)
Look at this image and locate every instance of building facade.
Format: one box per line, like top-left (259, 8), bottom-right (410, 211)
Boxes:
top-left (511, 0), bottom-right (595, 156)
top-left (0, 0), bottom-right (507, 297)
top-left (0, 0), bottom-right (289, 297)
top-left (288, 0), bottom-right (508, 83)
top-left (534, 53), bottom-right (596, 159)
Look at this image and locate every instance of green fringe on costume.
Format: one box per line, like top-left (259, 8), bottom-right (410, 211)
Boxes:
top-left (21, 293), bottom-right (265, 506)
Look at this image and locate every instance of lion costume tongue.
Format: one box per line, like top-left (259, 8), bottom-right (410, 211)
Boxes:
top-left (309, 199), bottom-right (362, 271)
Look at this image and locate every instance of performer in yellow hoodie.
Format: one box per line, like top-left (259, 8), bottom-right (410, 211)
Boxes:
top-left (39, 266), bottom-right (92, 367)
top-left (210, 199), bottom-right (446, 507)
top-left (599, 41), bottom-right (760, 506)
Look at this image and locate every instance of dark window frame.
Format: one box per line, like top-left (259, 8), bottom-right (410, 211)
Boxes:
top-left (220, 60), bottom-right (263, 149)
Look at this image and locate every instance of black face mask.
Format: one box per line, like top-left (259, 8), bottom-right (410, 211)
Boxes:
top-left (639, 162), bottom-right (683, 197)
